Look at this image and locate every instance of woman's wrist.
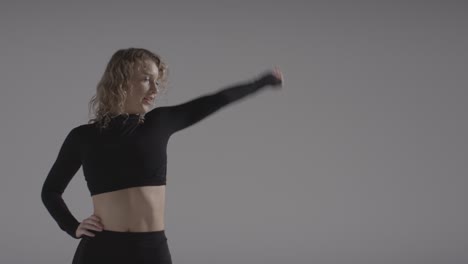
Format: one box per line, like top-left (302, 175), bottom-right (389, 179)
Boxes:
top-left (254, 72), bottom-right (282, 87)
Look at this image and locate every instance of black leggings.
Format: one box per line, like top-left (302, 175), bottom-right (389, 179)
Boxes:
top-left (72, 229), bottom-right (172, 264)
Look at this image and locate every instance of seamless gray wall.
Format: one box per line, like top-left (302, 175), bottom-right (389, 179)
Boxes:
top-left (1, 1), bottom-right (467, 263)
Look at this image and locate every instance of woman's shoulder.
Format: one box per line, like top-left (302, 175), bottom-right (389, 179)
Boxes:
top-left (69, 122), bottom-right (96, 136)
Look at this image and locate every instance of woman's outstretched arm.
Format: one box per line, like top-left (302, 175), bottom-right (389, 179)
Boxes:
top-left (154, 69), bottom-right (283, 135)
top-left (41, 127), bottom-right (82, 239)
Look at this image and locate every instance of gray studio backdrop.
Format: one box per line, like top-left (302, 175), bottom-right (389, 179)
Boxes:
top-left (1, 1), bottom-right (467, 264)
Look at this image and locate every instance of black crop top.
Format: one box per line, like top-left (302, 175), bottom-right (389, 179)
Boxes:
top-left (41, 73), bottom-right (280, 239)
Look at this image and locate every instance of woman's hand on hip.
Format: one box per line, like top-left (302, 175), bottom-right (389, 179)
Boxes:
top-left (76, 214), bottom-right (104, 238)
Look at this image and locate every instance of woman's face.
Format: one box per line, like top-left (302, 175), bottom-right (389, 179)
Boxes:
top-left (124, 59), bottom-right (160, 114)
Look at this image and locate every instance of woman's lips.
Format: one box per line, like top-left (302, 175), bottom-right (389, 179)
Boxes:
top-left (143, 97), bottom-right (153, 104)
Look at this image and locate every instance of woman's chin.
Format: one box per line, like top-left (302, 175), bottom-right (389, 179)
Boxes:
top-left (141, 104), bottom-right (152, 113)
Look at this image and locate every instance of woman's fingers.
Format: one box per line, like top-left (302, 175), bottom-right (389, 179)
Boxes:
top-left (76, 215), bottom-right (105, 238)
top-left (88, 215), bottom-right (104, 228)
top-left (84, 222), bottom-right (103, 231)
top-left (267, 66), bottom-right (283, 88)
top-left (90, 215), bottom-right (101, 221)
top-left (87, 218), bottom-right (104, 229)
top-left (84, 220), bottom-right (104, 230)
top-left (271, 66), bottom-right (283, 83)
top-left (273, 66), bottom-right (283, 81)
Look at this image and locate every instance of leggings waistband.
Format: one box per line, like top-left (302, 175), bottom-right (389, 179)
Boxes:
top-left (88, 229), bottom-right (167, 247)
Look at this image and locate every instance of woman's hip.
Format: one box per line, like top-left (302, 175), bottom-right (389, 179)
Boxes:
top-left (72, 229), bottom-right (172, 264)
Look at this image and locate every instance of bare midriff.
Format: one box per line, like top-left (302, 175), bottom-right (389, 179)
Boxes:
top-left (91, 185), bottom-right (166, 232)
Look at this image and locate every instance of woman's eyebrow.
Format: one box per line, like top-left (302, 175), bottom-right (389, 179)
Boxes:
top-left (141, 72), bottom-right (158, 77)
top-left (141, 72), bottom-right (153, 75)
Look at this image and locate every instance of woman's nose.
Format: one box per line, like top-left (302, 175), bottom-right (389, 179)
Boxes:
top-left (150, 81), bottom-right (159, 92)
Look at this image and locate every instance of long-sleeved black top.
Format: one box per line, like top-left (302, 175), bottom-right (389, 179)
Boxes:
top-left (41, 73), bottom-right (280, 239)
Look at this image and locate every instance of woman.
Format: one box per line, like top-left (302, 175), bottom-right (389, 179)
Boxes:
top-left (41, 47), bottom-right (283, 263)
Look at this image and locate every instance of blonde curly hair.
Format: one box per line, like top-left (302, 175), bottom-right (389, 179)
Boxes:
top-left (88, 48), bottom-right (169, 130)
